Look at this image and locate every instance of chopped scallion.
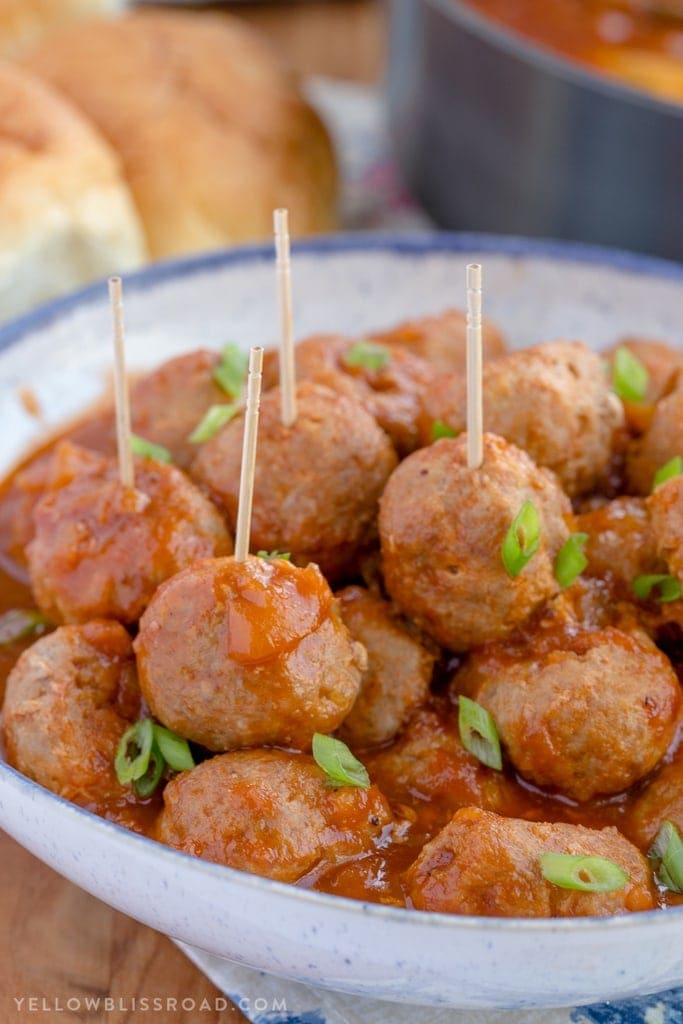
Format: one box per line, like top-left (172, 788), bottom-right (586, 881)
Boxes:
top-left (554, 533), bottom-right (589, 590)
top-left (312, 733), bottom-right (370, 789)
top-left (430, 420), bottom-right (458, 442)
top-left (539, 853), bottom-right (628, 893)
top-left (612, 346), bottom-right (649, 404)
top-left (130, 434), bottom-right (171, 463)
top-left (213, 343), bottom-right (248, 398)
top-left (343, 340), bottom-right (391, 372)
top-left (188, 403), bottom-right (239, 444)
top-left (632, 574), bottom-right (682, 604)
top-left (501, 500), bottom-right (541, 578)
top-left (256, 550), bottom-right (292, 561)
top-left (648, 820), bottom-right (683, 894)
top-left (458, 696), bottom-right (503, 771)
top-left (652, 456), bottom-right (683, 492)
top-left (115, 719), bottom-right (154, 785)
top-left (0, 609), bottom-right (50, 645)
top-left (152, 724), bottom-right (195, 773)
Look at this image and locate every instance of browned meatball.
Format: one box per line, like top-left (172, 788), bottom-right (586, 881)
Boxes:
top-left (420, 341), bottom-right (625, 496)
top-left (156, 749), bottom-right (393, 883)
top-left (648, 476), bottom-right (683, 585)
top-left (336, 586), bottom-right (436, 749)
top-left (627, 754), bottom-right (683, 849)
top-left (577, 496), bottom-right (665, 595)
top-left (455, 626), bottom-right (680, 801)
top-left (262, 334), bottom-right (435, 455)
top-left (2, 620), bottom-right (146, 827)
top-left (191, 381), bottom-right (397, 581)
top-left (627, 382), bottom-right (683, 495)
top-left (27, 442), bottom-right (232, 625)
top-left (369, 309), bottom-right (506, 377)
top-left (605, 337), bottom-right (683, 434)
top-left (379, 433), bottom-right (571, 651)
top-left (405, 807), bottom-right (655, 917)
top-left (365, 708), bottom-right (517, 833)
top-left (135, 554), bottom-right (366, 751)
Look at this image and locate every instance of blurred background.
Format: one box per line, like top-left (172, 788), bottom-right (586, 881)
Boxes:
top-left (0, 0), bottom-right (681, 323)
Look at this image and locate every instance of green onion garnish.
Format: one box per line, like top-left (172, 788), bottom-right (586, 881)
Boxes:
top-left (458, 696), bottom-right (503, 771)
top-left (554, 533), bottom-right (589, 590)
top-left (501, 500), bottom-right (541, 578)
top-left (256, 550), bottom-right (292, 561)
top-left (539, 853), bottom-right (628, 893)
top-left (653, 456), bottom-right (683, 492)
top-left (188, 403), bottom-right (239, 444)
top-left (343, 340), bottom-right (391, 372)
top-left (632, 574), bottom-right (682, 603)
top-left (0, 609), bottom-right (50, 645)
top-left (130, 434), bottom-right (172, 463)
top-left (648, 820), bottom-right (683, 894)
top-left (115, 719), bottom-right (194, 795)
top-left (115, 719), bottom-right (154, 785)
top-left (312, 733), bottom-right (370, 789)
top-left (612, 346), bottom-right (649, 404)
top-left (213, 343), bottom-right (248, 398)
top-left (430, 420), bottom-right (458, 442)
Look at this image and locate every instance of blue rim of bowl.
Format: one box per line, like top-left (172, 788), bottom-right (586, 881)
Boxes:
top-left (2, 229), bottom-right (683, 936)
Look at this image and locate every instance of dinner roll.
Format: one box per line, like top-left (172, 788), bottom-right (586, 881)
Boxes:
top-left (0, 61), bottom-right (145, 321)
top-left (0, 0), bottom-right (123, 56)
top-left (23, 10), bottom-right (338, 260)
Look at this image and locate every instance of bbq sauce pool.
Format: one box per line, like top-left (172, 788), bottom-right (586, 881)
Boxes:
top-left (0, 416), bottom-right (681, 909)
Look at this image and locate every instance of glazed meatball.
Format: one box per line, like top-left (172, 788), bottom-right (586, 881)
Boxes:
top-left (27, 442), bottom-right (231, 625)
top-left (577, 496), bottom-right (665, 595)
top-left (135, 554), bottom-right (366, 751)
top-left (420, 341), bottom-right (625, 497)
top-left (366, 708), bottom-right (516, 832)
top-left (648, 476), bottom-right (683, 585)
top-left (262, 335), bottom-right (435, 455)
top-left (379, 433), bottom-right (571, 651)
top-left (336, 586), bottom-right (436, 749)
top-left (455, 626), bottom-right (680, 801)
top-left (369, 308), bottom-right (506, 377)
top-left (405, 807), bottom-right (655, 917)
top-left (2, 620), bottom-right (145, 826)
top-left (157, 749), bottom-right (393, 883)
top-left (627, 382), bottom-right (683, 495)
top-left (192, 381), bottom-right (397, 581)
top-left (627, 754), bottom-right (683, 849)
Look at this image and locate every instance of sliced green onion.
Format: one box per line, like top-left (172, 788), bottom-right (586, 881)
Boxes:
top-left (554, 533), bottom-right (589, 590)
top-left (458, 696), bottom-right (503, 771)
top-left (343, 340), bottom-right (391, 372)
top-left (501, 500), bottom-right (541, 578)
top-left (539, 853), bottom-right (628, 893)
top-left (430, 420), bottom-right (458, 442)
top-left (115, 719), bottom-right (154, 785)
top-left (653, 456), bottom-right (683, 492)
top-left (133, 746), bottom-right (165, 798)
top-left (312, 733), bottom-right (370, 789)
top-left (0, 609), bottom-right (50, 645)
top-left (612, 346), bottom-right (649, 404)
top-left (213, 343), bottom-right (248, 398)
top-left (648, 820), bottom-right (683, 894)
top-left (152, 724), bottom-right (195, 773)
top-left (188, 403), bottom-right (239, 444)
top-left (256, 550), bottom-right (292, 561)
top-left (632, 574), bottom-right (682, 604)
top-left (130, 434), bottom-right (172, 463)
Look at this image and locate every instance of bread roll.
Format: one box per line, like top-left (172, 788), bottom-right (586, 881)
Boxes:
top-left (0, 61), bottom-right (145, 320)
top-left (24, 10), bottom-right (338, 260)
top-left (0, 0), bottom-right (124, 57)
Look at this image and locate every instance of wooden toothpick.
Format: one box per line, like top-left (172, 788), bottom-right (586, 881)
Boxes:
top-left (234, 346), bottom-right (264, 562)
top-left (274, 208), bottom-right (297, 427)
top-left (109, 276), bottom-right (135, 489)
top-left (466, 263), bottom-right (484, 470)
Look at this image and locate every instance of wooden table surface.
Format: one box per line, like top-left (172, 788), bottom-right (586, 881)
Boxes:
top-left (2, 3), bottom-right (382, 1021)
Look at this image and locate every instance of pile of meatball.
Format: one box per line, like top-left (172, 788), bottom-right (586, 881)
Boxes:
top-left (4, 308), bottom-right (683, 920)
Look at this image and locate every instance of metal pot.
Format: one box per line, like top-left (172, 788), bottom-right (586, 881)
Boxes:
top-left (387, 0), bottom-right (683, 260)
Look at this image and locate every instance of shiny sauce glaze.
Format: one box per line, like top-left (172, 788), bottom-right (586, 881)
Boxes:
top-left (0, 415), bottom-right (681, 907)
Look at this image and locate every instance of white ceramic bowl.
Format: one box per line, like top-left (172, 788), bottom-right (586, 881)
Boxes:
top-left (1, 234), bottom-right (683, 1011)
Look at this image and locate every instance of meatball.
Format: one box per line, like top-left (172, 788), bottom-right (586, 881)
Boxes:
top-left (365, 708), bottom-right (516, 832)
top-left (2, 620), bottom-right (145, 826)
top-left (156, 749), bottom-right (393, 883)
top-left (191, 381), bottom-right (397, 581)
top-left (647, 476), bottom-right (683, 584)
top-left (404, 807), bottom-right (655, 917)
top-left (455, 625), bottom-right (680, 801)
top-left (419, 341), bottom-right (625, 496)
top-left (379, 433), bottom-right (571, 651)
top-left (262, 334), bottom-right (435, 455)
top-left (27, 442), bottom-right (231, 625)
top-left (627, 754), bottom-right (683, 849)
top-left (606, 337), bottom-right (683, 434)
top-left (627, 382), bottom-right (683, 495)
top-left (135, 554), bottom-right (366, 751)
top-left (577, 496), bottom-right (665, 595)
top-left (369, 309), bottom-right (506, 377)
top-left (336, 586), bottom-right (436, 749)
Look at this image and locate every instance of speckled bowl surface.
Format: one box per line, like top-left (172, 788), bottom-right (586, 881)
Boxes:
top-left (1, 233), bottom-right (683, 1010)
